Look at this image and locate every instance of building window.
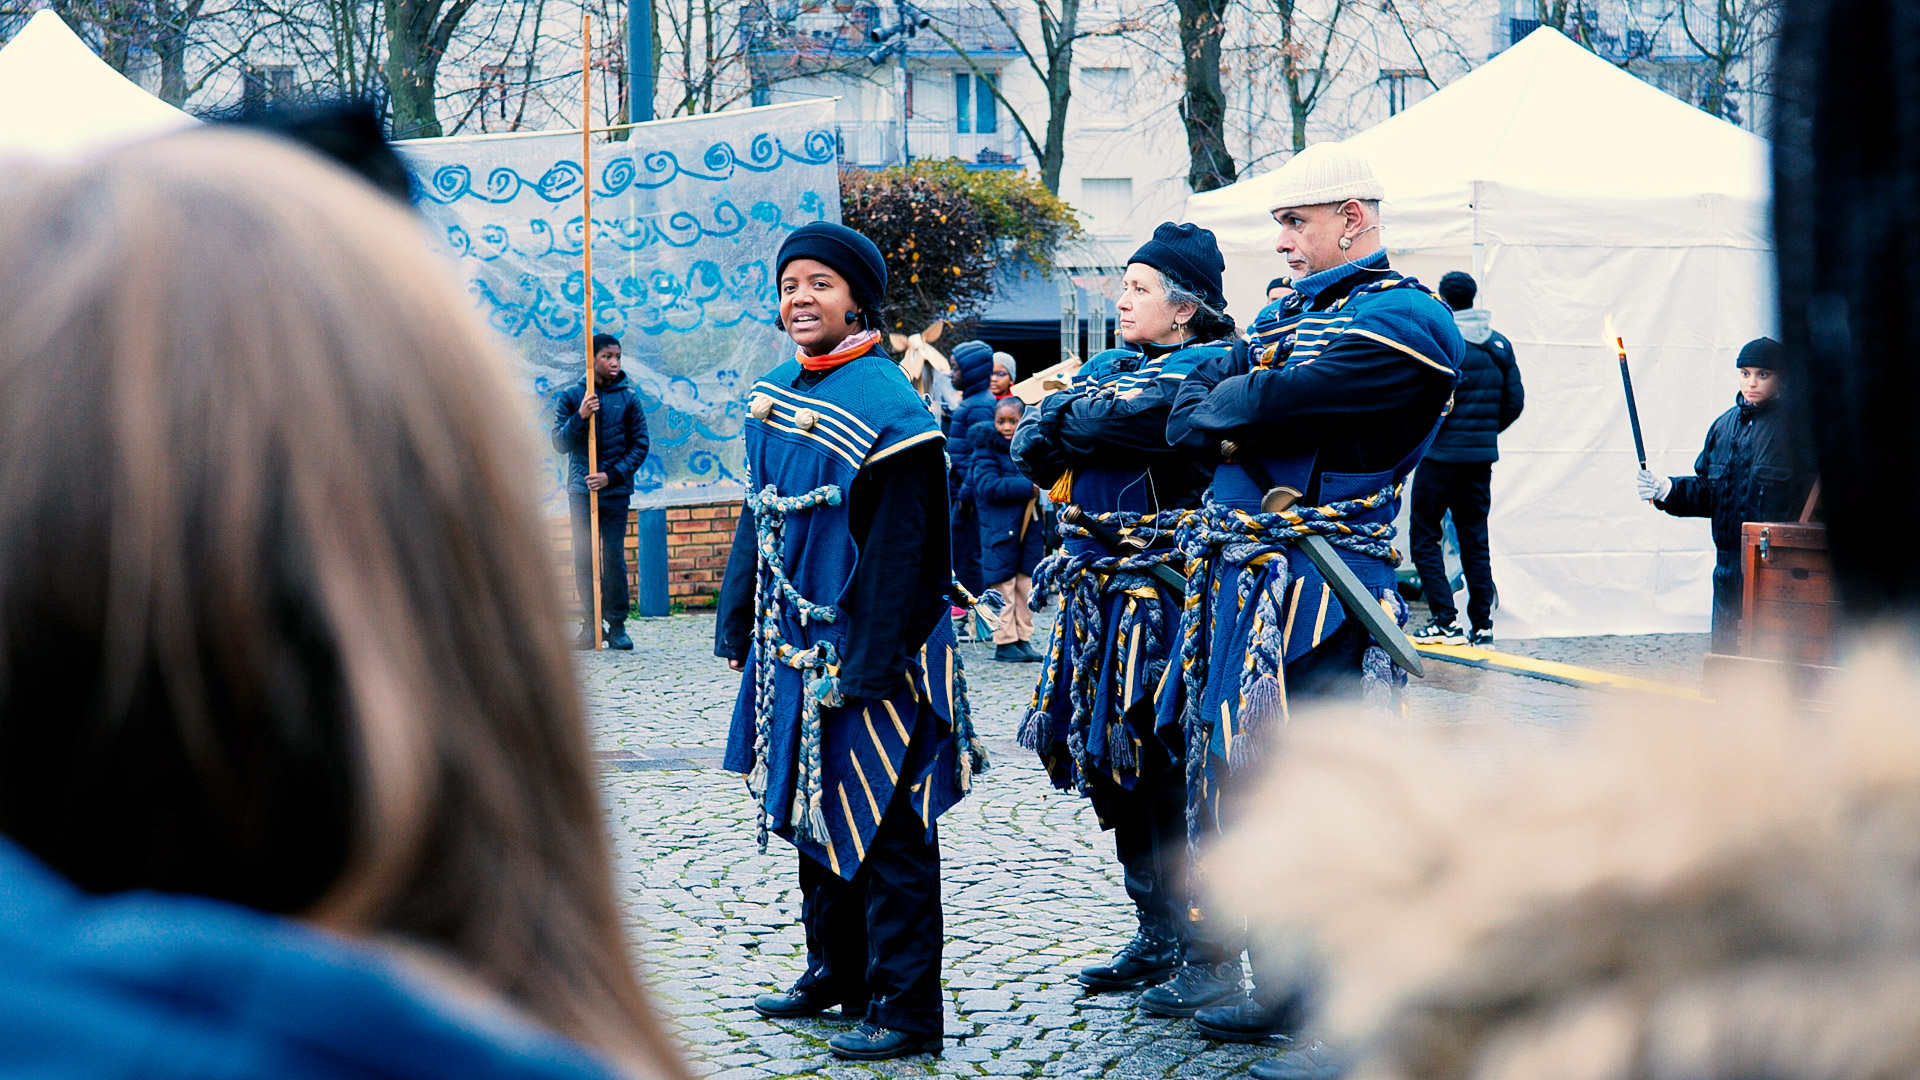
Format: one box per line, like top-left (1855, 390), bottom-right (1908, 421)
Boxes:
top-left (1082, 66), bottom-right (1131, 99)
top-left (1080, 177), bottom-right (1132, 234)
top-left (954, 72), bottom-right (997, 135)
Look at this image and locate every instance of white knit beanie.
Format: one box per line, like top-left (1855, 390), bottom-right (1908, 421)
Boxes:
top-left (1264, 141), bottom-right (1386, 212)
top-left (992, 350), bottom-right (1016, 377)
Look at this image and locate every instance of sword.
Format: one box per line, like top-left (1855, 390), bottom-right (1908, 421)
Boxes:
top-left (1220, 441), bottom-right (1424, 677)
top-left (1058, 504), bottom-right (1187, 597)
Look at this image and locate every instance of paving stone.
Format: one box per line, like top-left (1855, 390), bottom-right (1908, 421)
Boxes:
top-left (587, 610), bottom-right (1633, 1080)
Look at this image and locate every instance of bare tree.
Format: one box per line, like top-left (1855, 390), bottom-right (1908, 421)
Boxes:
top-left (383, 0), bottom-right (481, 137)
top-left (926, 0), bottom-right (1138, 194)
top-left (1675, 0), bottom-right (1778, 123)
top-left (1175, 0), bottom-right (1235, 191)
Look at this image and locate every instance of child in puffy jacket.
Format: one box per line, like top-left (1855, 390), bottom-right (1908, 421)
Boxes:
top-left (971, 397), bottom-right (1045, 662)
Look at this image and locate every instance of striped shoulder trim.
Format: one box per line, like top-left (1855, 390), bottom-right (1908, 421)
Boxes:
top-left (757, 382), bottom-right (881, 440)
top-left (866, 427), bottom-right (944, 465)
top-left (1347, 328), bottom-right (1456, 375)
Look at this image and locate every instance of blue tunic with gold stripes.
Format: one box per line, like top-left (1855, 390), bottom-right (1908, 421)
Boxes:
top-left (721, 354), bottom-right (974, 881)
top-left (1164, 253), bottom-right (1463, 830)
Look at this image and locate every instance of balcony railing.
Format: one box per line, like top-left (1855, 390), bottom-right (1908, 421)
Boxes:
top-left (836, 120), bottom-right (1021, 167)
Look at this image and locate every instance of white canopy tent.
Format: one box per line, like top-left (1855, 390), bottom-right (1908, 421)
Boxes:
top-left (0, 10), bottom-right (194, 159)
top-left (1185, 28), bottom-right (1773, 638)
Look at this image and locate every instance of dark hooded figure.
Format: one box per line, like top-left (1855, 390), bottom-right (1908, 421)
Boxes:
top-left (946, 340), bottom-right (997, 597)
top-left (714, 221), bottom-right (988, 1063)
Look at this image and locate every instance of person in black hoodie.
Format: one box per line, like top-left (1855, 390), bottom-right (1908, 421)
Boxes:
top-left (1639, 337), bottom-right (1814, 653)
top-left (551, 333), bottom-right (650, 650)
top-left (947, 340), bottom-right (997, 599)
top-left (1409, 271), bottom-right (1524, 646)
top-left (972, 397), bottom-right (1045, 662)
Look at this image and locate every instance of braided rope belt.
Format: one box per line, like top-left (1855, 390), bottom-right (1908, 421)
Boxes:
top-left (1172, 484), bottom-right (1400, 825)
top-left (745, 482), bottom-right (843, 852)
top-left (1018, 508), bottom-right (1187, 792)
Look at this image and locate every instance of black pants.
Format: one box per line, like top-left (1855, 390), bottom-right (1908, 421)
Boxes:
top-left (569, 493), bottom-right (630, 627)
top-left (1710, 556), bottom-right (1742, 654)
top-left (952, 500), bottom-right (984, 596)
top-left (1088, 712), bottom-right (1190, 946)
top-left (1241, 621), bottom-right (1370, 1002)
top-left (794, 780), bottom-right (944, 1036)
top-left (1408, 460), bottom-right (1495, 631)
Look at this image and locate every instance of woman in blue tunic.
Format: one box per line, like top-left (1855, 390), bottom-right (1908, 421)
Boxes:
top-left (714, 222), bottom-right (988, 1063)
top-left (1010, 223), bottom-right (1236, 1012)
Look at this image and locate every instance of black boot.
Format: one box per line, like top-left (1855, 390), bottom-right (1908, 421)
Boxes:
top-left (1193, 987), bottom-right (1308, 1043)
top-left (1078, 919), bottom-right (1179, 991)
top-left (1136, 958), bottom-right (1242, 1018)
top-left (994, 642), bottom-right (1035, 662)
top-left (752, 981), bottom-right (841, 1019)
top-left (827, 1022), bottom-right (942, 1060)
top-left (605, 620), bottom-right (633, 650)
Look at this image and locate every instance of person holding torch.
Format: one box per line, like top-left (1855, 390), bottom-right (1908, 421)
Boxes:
top-left (1637, 336), bottom-right (1814, 653)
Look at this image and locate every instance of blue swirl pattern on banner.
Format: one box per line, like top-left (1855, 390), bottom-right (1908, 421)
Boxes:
top-left (399, 101), bottom-right (843, 508)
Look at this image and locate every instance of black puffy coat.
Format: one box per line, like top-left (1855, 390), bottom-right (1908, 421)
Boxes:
top-left (550, 372), bottom-right (650, 497)
top-left (1424, 316), bottom-right (1524, 464)
top-left (970, 425), bottom-right (1044, 583)
top-left (947, 346), bottom-right (996, 503)
top-left (1656, 394), bottom-right (1814, 555)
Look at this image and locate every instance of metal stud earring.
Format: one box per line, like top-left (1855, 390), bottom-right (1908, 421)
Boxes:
top-left (1338, 236), bottom-right (1352, 250)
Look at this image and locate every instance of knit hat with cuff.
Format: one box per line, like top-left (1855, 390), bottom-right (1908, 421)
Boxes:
top-left (1128, 222), bottom-right (1228, 314)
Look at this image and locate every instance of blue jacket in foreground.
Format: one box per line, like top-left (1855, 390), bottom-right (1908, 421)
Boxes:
top-left (551, 372), bottom-right (650, 498)
top-left (0, 833), bottom-right (622, 1080)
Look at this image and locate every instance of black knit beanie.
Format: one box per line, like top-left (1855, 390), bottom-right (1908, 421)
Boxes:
top-left (776, 222), bottom-right (888, 312)
top-left (1736, 336), bottom-right (1783, 370)
top-left (1128, 222), bottom-right (1227, 313)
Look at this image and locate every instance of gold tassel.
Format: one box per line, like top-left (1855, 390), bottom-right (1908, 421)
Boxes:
top-left (1049, 468), bottom-right (1075, 505)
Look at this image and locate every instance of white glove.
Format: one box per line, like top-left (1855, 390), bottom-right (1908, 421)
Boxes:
top-left (1636, 469), bottom-right (1671, 502)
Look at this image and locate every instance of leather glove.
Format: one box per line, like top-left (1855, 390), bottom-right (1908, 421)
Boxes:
top-left (1637, 469), bottom-right (1671, 502)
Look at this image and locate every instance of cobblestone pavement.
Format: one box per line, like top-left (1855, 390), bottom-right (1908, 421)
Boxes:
top-left (586, 612), bottom-right (1700, 1079)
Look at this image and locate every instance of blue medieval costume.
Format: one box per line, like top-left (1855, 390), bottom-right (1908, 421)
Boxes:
top-left (1007, 222), bottom-right (1233, 996)
top-left (1164, 248), bottom-right (1460, 1024)
top-left (715, 347), bottom-right (988, 1041)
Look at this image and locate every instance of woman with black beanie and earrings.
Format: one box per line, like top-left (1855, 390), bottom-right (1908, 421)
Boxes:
top-left (713, 221), bottom-right (988, 1062)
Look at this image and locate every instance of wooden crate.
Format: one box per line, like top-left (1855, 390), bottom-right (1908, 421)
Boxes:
top-left (1740, 520), bottom-right (1838, 666)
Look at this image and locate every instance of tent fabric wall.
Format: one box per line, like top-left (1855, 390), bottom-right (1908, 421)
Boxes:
top-left (1184, 29), bottom-right (1774, 638)
top-left (0, 11), bottom-right (194, 159)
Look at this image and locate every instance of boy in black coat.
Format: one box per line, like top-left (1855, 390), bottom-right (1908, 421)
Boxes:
top-left (946, 341), bottom-right (997, 598)
top-left (1639, 337), bottom-right (1814, 653)
top-left (551, 333), bottom-right (650, 649)
top-left (1409, 271), bottom-right (1524, 646)
top-left (972, 398), bottom-right (1044, 662)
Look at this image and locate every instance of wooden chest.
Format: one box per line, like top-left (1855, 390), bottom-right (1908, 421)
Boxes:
top-left (1740, 521), bottom-right (1838, 666)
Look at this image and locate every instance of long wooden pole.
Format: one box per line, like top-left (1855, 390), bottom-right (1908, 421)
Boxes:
top-left (584, 13), bottom-right (602, 650)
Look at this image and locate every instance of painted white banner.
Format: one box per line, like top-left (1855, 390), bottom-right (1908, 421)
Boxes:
top-left (400, 99), bottom-right (841, 506)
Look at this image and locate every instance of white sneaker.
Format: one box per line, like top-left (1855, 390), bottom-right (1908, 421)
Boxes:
top-left (1411, 619), bottom-right (1466, 646)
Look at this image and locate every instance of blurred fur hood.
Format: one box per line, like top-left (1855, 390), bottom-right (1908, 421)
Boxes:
top-left (1210, 644), bottom-right (1920, 1080)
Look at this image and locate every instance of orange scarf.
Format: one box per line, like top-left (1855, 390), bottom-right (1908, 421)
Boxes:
top-left (797, 328), bottom-right (881, 372)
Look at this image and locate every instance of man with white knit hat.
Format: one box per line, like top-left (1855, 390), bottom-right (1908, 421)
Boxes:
top-left (1162, 142), bottom-right (1463, 1069)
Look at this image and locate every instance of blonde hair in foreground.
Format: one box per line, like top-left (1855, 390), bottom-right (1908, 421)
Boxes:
top-left (0, 130), bottom-right (684, 1078)
top-left (1209, 649), bottom-right (1920, 1080)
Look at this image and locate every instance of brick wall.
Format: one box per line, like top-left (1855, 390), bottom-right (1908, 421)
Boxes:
top-left (551, 499), bottom-right (742, 613)
top-left (663, 501), bottom-right (741, 608)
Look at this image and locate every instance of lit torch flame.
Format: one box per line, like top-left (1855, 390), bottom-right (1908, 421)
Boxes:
top-left (1603, 314), bottom-right (1627, 360)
